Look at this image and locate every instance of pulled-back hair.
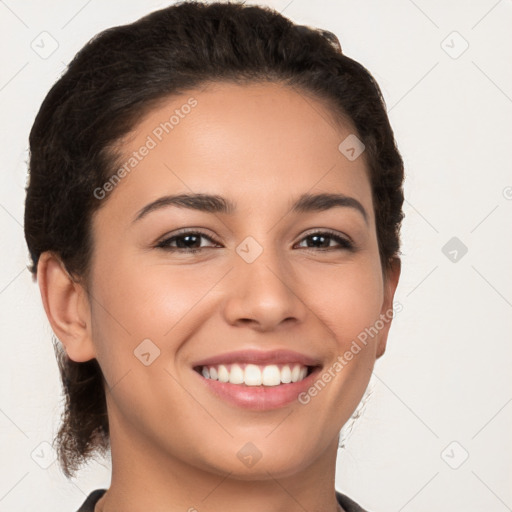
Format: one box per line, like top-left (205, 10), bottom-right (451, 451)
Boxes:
top-left (24, 0), bottom-right (404, 478)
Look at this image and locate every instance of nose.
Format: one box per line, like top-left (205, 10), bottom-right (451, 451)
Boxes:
top-left (221, 246), bottom-right (308, 332)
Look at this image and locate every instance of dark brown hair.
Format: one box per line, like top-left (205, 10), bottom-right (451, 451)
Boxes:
top-left (24, 0), bottom-right (405, 478)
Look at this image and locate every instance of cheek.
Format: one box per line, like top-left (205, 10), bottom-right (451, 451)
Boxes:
top-left (88, 238), bottom-right (384, 388)
top-left (88, 255), bottom-right (222, 373)
top-left (90, 248), bottom-right (384, 346)
top-left (298, 256), bottom-right (384, 347)
top-left (286, 258), bottom-right (385, 440)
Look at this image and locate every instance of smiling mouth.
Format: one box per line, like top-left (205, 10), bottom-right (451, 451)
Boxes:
top-left (193, 363), bottom-right (318, 387)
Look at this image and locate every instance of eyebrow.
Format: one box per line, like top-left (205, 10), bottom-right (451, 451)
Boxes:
top-left (133, 192), bottom-right (368, 225)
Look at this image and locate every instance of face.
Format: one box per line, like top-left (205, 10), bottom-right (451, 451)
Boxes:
top-left (78, 81), bottom-right (399, 479)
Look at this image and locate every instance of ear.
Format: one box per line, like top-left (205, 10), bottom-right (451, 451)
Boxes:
top-left (37, 251), bottom-right (96, 362)
top-left (376, 258), bottom-right (401, 359)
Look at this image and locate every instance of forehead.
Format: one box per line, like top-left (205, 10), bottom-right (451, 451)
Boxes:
top-left (100, 81), bottom-right (373, 222)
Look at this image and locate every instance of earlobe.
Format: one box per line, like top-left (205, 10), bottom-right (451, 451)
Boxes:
top-left (37, 252), bottom-right (96, 362)
top-left (376, 258), bottom-right (401, 359)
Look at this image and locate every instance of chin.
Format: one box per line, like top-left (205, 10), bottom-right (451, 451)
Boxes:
top-left (197, 441), bottom-right (316, 481)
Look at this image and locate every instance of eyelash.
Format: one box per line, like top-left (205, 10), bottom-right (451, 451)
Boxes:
top-left (155, 229), bottom-right (355, 253)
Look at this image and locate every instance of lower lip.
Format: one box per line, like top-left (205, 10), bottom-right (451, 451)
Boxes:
top-left (193, 367), bottom-right (322, 410)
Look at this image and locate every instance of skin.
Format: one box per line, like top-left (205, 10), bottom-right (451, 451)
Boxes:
top-left (37, 81), bottom-right (400, 512)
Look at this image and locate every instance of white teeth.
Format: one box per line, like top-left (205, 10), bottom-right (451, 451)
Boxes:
top-left (280, 365), bottom-right (292, 383)
top-left (262, 365), bottom-right (281, 386)
top-left (229, 363), bottom-right (244, 384)
top-left (244, 364), bottom-right (262, 386)
top-left (291, 365), bottom-right (301, 382)
top-left (218, 364), bottom-right (230, 382)
top-left (200, 363), bottom-right (311, 386)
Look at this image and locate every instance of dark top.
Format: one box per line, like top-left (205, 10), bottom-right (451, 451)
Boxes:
top-left (77, 488), bottom-right (369, 512)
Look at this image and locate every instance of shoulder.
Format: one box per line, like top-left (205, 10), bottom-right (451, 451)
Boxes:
top-left (76, 489), bottom-right (107, 512)
top-left (335, 490), bottom-right (372, 512)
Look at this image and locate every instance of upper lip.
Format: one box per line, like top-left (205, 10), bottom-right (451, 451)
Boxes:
top-left (192, 349), bottom-right (323, 369)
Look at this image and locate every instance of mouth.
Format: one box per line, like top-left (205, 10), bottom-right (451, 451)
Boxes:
top-left (193, 362), bottom-right (318, 387)
top-left (190, 349), bottom-right (324, 410)
top-left (192, 362), bottom-right (323, 410)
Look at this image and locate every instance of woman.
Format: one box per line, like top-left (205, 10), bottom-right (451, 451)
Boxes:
top-left (24, 2), bottom-right (404, 511)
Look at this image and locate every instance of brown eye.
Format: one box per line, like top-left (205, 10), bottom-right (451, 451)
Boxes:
top-left (296, 231), bottom-right (355, 251)
top-left (156, 230), bottom-right (220, 253)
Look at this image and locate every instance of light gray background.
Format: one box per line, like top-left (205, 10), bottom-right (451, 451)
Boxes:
top-left (1, 1), bottom-right (511, 511)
